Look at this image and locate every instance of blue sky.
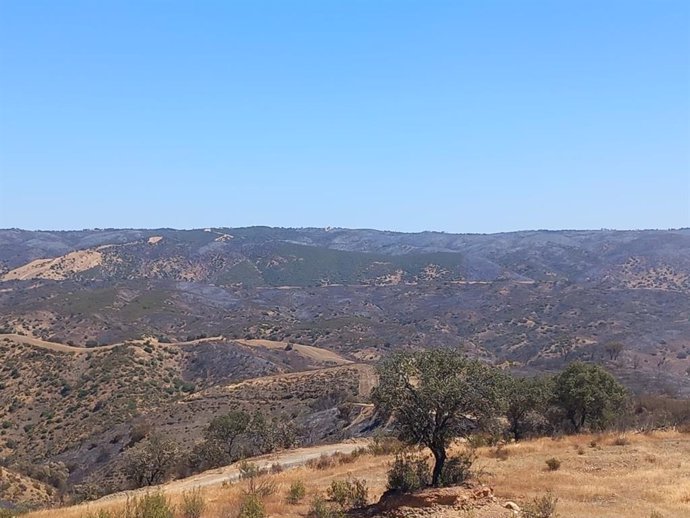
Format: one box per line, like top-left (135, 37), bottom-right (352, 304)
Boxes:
top-left (0, 1), bottom-right (688, 233)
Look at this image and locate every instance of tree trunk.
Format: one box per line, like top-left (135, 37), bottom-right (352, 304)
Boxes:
top-left (430, 445), bottom-right (447, 487)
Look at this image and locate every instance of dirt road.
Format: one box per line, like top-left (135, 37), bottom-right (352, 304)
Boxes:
top-left (0, 334), bottom-right (224, 353)
top-left (97, 441), bottom-right (366, 503)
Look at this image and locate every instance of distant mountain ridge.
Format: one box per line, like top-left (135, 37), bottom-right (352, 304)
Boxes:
top-left (1, 227), bottom-right (689, 289)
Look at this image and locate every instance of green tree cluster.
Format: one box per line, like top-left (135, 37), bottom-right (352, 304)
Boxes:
top-left (374, 350), bottom-right (628, 488)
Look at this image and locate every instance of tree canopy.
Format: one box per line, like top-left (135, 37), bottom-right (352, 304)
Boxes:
top-left (123, 432), bottom-right (179, 488)
top-left (372, 349), bottom-right (505, 486)
top-left (553, 362), bottom-right (628, 432)
top-left (505, 375), bottom-right (554, 440)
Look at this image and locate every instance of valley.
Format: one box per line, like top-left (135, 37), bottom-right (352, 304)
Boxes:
top-left (0, 227), bottom-right (689, 513)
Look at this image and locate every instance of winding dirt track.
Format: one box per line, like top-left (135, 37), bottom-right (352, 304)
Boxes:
top-left (0, 334), bottom-right (224, 353)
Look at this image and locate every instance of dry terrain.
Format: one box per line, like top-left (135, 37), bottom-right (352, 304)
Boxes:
top-left (0, 334), bottom-right (372, 495)
top-left (2, 227), bottom-right (689, 508)
top-left (21, 430), bottom-right (690, 518)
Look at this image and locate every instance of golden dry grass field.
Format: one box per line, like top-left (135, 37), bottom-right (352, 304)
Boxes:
top-left (24, 430), bottom-right (690, 518)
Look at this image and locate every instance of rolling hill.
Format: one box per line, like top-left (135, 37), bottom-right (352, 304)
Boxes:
top-left (0, 226), bottom-right (689, 506)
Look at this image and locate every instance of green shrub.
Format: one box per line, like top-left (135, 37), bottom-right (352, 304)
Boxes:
top-left (439, 451), bottom-right (474, 486)
top-left (180, 488), bottom-right (206, 518)
top-left (523, 491), bottom-right (559, 518)
top-left (238, 493), bottom-right (265, 518)
top-left (239, 462), bottom-right (275, 498)
top-left (124, 492), bottom-right (175, 518)
top-left (545, 457), bottom-right (561, 471)
top-left (387, 453), bottom-right (430, 493)
top-left (326, 477), bottom-right (368, 509)
top-left (286, 480), bottom-right (307, 504)
top-left (368, 434), bottom-right (404, 456)
top-left (327, 480), bottom-right (350, 508)
top-left (307, 496), bottom-right (344, 518)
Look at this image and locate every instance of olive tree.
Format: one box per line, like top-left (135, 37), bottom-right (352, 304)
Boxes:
top-left (553, 362), bottom-right (627, 432)
top-left (123, 433), bottom-right (179, 488)
top-left (197, 410), bottom-right (251, 468)
top-left (372, 350), bottom-right (505, 487)
top-left (505, 375), bottom-right (554, 440)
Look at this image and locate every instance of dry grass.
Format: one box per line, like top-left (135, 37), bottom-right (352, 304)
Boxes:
top-left (24, 431), bottom-right (690, 518)
top-left (473, 430), bottom-right (690, 518)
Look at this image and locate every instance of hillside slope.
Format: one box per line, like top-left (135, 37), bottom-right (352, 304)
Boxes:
top-left (1, 227), bottom-right (689, 505)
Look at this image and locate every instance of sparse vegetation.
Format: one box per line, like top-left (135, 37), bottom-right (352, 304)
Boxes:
top-left (387, 453), bottom-right (431, 493)
top-left (522, 491), bottom-right (559, 518)
top-left (307, 496), bottom-right (344, 518)
top-left (179, 489), bottom-right (206, 518)
top-left (285, 479), bottom-right (306, 504)
top-left (238, 493), bottom-right (265, 518)
top-left (613, 435), bottom-right (631, 446)
top-left (123, 433), bottom-right (179, 488)
top-left (124, 492), bottom-right (175, 518)
top-left (2, 228), bottom-right (690, 514)
top-left (439, 451), bottom-right (475, 486)
top-left (326, 477), bottom-right (368, 509)
top-left (545, 457), bottom-right (561, 471)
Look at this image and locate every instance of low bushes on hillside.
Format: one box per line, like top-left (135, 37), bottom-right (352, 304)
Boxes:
top-left (387, 453), bottom-right (430, 493)
top-left (285, 479), bottom-right (307, 504)
top-left (326, 477), bottom-right (368, 510)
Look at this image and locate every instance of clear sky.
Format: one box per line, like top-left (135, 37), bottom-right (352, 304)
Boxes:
top-left (0, 1), bottom-right (688, 233)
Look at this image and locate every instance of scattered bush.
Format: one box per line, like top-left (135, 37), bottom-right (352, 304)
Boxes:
top-left (180, 488), bottom-right (206, 518)
top-left (335, 447), bottom-right (367, 464)
top-left (387, 453), bottom-right (430, 493)
top-left (326, 477), bottom-right (368, 509)
top-left (612, 435), bottom-right (630, 446)
top-left (523, 491), bottom-right (559, 518)
top-left (123, 433), bottom-right (179, 488)
top-left (124, 492), bottom-right (175, 518)
top-left (307, 496), bottom-right (344, 518)
top-left (286, 479), bottom-right (307, 504)
top-left (368, 434), bottom-right (404, 456)
top-left (238, 493), bottom-right (265, 518)
top-left (239, 461), bottom-right (275, 498)
top-left (545, 457), bottom-right (561, 471)
top-left (439, 451), bottom-right (474, 486)
top-left (307, 453), bottom-right (335, 470)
